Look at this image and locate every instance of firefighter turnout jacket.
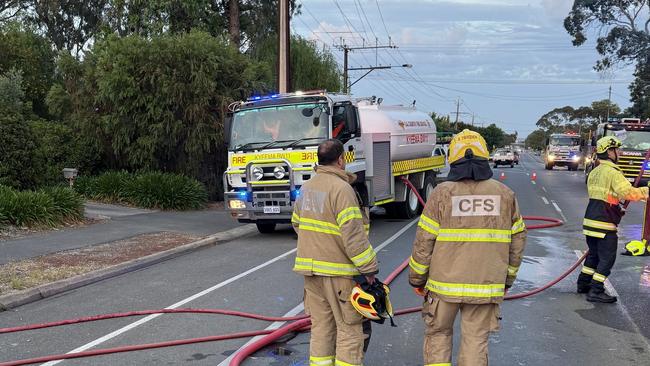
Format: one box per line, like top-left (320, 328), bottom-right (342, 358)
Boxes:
top-left (292, 165), bottom-right (378, 277)
top-left (583, 160), bottom-right (649, 238)
top-left (409, 179), bottom-right (527, 304)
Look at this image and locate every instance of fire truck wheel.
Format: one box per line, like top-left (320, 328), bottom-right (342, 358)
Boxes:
top-left (256, 222), bottom-right (276, 234)
top-left (421, 174), bottom-right (436, 203)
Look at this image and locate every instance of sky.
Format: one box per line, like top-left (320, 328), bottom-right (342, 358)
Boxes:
top-left (292, 0), bottom-right (637, 138)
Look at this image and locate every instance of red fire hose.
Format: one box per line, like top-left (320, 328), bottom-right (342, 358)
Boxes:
top-left (0, 176), bottom-right (579, 366)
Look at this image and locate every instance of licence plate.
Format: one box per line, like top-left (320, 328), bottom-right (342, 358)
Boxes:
top-left (627, 177), bottom-right (635, 182)
top-left (263, 206), bottom-right (281, 214)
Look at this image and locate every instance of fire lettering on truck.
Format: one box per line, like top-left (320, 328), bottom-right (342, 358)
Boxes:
top-left (406, 134), bottom-right (429, 144)
top-left (229, 150), bottom-right (318, 167)
top-left (451, 195), bottom-right (501, 217)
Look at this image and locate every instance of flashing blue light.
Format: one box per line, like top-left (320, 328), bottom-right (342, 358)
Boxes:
top-left (644, 161), bottom-right (650, 170)
top-left (270, 94), bottom-right (280, 99)
top-left (252, 96), bottom-right (262, 101)
top-left (237, 190), bottom-right (250, 201)
top-left (291, 188), bottom-right (301, 201)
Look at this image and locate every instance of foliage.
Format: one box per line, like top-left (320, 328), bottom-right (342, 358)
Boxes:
top-left (75, 171), bottom-right (207, 210)
top-left (525, 129), bottom-right (547, 151)
top-left (432, 112), bottom-right (513, 150)
top-left (0, 22), bottom-right (56, 116)
top-left (253, 35), bottom-right (342, 92)
top-left (124, 172), bottom-right (208, 210)
top-left (564, 1), bottom-right (650, 71)
top-left (535, 100), bottom-right (621, 138)
top-left (0, 185), bottom-right (83, 227)
top-left (39, 186), bottom-right (84, 222)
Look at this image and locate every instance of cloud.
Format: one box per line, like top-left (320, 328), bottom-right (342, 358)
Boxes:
top-left (540, 0), bottom-right (573, 19)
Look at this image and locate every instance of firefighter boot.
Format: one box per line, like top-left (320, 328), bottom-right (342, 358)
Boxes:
top-left (577, 284), bottom-right (591, 294)
top-left (586, 289), bottom-right (617, 303)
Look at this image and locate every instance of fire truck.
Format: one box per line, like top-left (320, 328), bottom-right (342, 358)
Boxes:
top-left (585, 118), bottom-right (650, 184)
top-left (543, 133), bottom-right (583, 171)
top-left (223, 90), bottom-right (446, 233)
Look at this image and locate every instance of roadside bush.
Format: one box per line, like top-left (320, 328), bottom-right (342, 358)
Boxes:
top-left (124, 172), bottom-right (208, 210)
top-left (0, 185), bottom-right (84, 227)
top-left (75, 171), bottom-right (207, 210)
top-left (40, 186), bottom-right (84, 222)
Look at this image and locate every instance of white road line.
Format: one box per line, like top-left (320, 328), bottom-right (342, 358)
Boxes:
top-left (217, 218), bottom-right (418, 365)
top-left (542, 187), bottom-right (547, 193)
top-left (541, 197), bottom-right (550, 205)
top-left (551, 201), bottom-right (568, 222)
top-left (216, 303), bottom-right (305, 366)
top-left (42, 247), bottom-right (299, 366)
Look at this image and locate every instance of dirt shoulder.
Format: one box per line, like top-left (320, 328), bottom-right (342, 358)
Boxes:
top-left (0, 231), bottom-right (200, 297)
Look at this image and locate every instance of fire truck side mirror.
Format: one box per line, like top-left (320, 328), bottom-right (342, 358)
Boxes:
top-left (224, 114), bottom-right (233, 146)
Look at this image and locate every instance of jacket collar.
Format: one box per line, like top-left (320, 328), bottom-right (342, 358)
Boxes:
top-left (599, 160), bottom-right (621, 171)
top-left (315, 165), bottom-right (357, 184)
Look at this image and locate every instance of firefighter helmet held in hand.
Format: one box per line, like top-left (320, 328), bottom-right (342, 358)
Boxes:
top-left (625, 240), bottom-right (647, 256)
top-left (350, 280), bottom-right (395, 325)
top-left (448, 129), bottom-right (490, 164)
top-left (596, 136), bottom-right (622, 154)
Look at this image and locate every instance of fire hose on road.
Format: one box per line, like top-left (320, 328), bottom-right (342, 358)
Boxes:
top-left (0, 175), bottom-right (576, 366)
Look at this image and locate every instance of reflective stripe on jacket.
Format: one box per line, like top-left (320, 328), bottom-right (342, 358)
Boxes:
top-left (292, 165), bottom-right (377, 277)
top-left (409, 179), bottom-right (527, 304)
top-left (584, 160), bottom-right (648, 238)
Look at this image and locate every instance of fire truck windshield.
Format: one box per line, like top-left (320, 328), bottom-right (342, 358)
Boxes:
top-left (605, 130), bottom-right (650, 151)
top-left (230, 103), bottom-right (328, 151)
top-left (549, 136), bottom-right (580, 146)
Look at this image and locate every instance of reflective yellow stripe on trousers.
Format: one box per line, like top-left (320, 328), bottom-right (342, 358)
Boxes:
top-left (294, 257), bottom-right (360, 276)
top-left (310, 356), bottom-right (335, 366)
top-left (437, 228), bottom-right (512, 243)
top-left (425, 363), bottom-right (452, 366)
top-left (426, 279), bottom-right (505, 298)
top-left (334, 359), bottom-right (361, 366)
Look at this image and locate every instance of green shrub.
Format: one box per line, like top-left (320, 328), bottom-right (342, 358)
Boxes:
top-left (1, 189), bottom-right (56, 227)
top-left (40, 186), bottom-right (84, 222)
top-left (0, 185), bottom-right (84, 227)
top-left (88, 171), bottom-right (132, 201)
top-left (124, 172), bottom-right (208, 210)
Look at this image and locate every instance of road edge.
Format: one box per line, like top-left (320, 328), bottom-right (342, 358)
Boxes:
top-left (0, 224), bottom-right (257, 312)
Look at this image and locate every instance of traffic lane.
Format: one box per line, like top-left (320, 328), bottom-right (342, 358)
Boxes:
top-left (247, 165), bottom-right (650, 365)
top-left (523, 152), bottom-right (650, 340)
top-left (0, 218), bottom-right (414, 365)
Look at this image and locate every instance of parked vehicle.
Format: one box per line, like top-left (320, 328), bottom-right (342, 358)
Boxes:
top-left (493, 149), bottom-right (515, 168)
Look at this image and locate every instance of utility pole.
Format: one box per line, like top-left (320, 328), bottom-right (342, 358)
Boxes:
top-left (606, 85), bottom-right (612, 122)
top-left (278, 0), bottom-right (291, 93)
top-left (338, 43), bottom-right (402, 94)
top-left (454, 97), bottom-right (461, 127)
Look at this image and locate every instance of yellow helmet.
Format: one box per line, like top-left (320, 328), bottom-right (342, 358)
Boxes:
top-left (448, 129), bottom-right (490, 164)
top-left (596, 136), bottom-right (622, 154)
top-left (350, 281), bottom-right (395, 325)
top-left (625, 240), bottom-right (646, 256)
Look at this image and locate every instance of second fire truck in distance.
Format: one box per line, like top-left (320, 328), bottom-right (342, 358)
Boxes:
top-left (585, 118), bottom-right (650, 184)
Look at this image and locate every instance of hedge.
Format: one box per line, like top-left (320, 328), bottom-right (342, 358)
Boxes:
top-left (0, 185), bottom-right (84, 227)
top-left (75, 171), bottom-right (207, 210)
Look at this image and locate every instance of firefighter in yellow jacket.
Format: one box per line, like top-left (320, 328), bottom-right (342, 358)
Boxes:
top-left (409, 130), bottom-right (527, 366)
top-left (292, 139), bottom-right (378, 366)
top-left (578, 136), bottom-right (649, 303)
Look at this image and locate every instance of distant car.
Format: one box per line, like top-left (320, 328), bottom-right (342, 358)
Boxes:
top-left (513, 151), bottom-right (520, 165)
top-left (493, 149), bottom-right (515, 168)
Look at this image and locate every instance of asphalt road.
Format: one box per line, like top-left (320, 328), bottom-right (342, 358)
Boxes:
top-left (1, 153), bottom-right (650, 365)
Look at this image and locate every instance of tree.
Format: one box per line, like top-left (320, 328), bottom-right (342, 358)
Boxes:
top-left (0, 22), bottom-right (56, 117)
top-left (253, 35), bottom-right (341, 92)
top-left (73, 31), bottom-right (268, 198)
top-left (525, 129), bottom-right (547, 151)
top-left (564, 1), bottom-right (650, 71)
top-left (536, 100), bottom-right (621, 138)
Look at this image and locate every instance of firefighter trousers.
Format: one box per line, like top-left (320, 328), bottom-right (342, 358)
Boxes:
top-left (304, 275), bottom-right (365, 366)
top-left (577, 233), bottom-right (618, 293)
top-left (422, 296), bottom-right (500, 366)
